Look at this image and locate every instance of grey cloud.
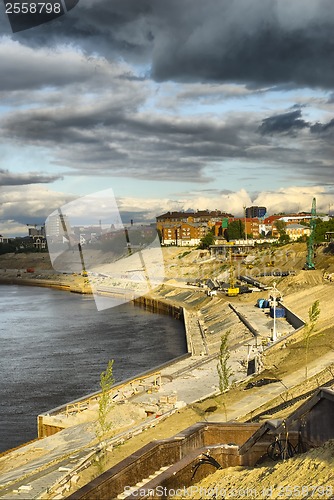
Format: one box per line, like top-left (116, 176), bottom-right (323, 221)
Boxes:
top-left (0, 169), bottom-right (62, 185)
top-left (258, 110), bottom-right (310, 135)
top-left (310, 118), bottom-right (334, 134)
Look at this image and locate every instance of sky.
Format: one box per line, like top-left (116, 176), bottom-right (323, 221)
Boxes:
top-left (0, 0), bottom-right (334, 236)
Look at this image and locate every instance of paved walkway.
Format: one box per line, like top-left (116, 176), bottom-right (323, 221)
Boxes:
top-left (209, 350), bottom-right (334, 423)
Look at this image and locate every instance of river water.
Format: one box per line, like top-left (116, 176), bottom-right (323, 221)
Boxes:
top-left (0, 285), bottom-right (187, 453)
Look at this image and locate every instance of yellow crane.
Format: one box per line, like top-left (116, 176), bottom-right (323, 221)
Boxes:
top-left (226, 249), bottom-right (239, 297)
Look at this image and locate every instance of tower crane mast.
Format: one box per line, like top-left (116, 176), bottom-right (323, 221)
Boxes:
top-left (304, 197), bottom-right (316, 270)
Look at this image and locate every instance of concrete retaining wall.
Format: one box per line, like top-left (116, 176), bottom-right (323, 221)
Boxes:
top-left (228, 303), bottom-right (259, 337)
top-left (281, 302), bottom-right (305, 330)
top-left (132, 295), bottom-right (183, 319)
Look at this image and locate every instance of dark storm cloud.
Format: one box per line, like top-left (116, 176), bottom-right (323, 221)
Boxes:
top-left (310, 118), bottom-right (334, 134)
top-left (258, 110), bottom-right (310, 136)
top-left (0, 169), bottom-right (61, 185)
top-left (4, 0), bottom-right (334, 89)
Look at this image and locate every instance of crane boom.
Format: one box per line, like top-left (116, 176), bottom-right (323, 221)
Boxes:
top-left (304, 197), bottom-right (316, 270)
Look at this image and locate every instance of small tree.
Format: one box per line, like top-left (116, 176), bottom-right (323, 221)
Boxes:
top-left (279, 233), bottom-right (290, 244)
top-left (275, 219), bottom-right (287, 236)
top-left (304, 301), bottom-right (320, 380)
top-left (225, 220), bottom-right (244, 241)
top-left (217, 331), bottom-right (233, 420)
top-left (96, 359), bottom-right (115, 443)
top-left (198, 231), bottom-right (215, 249)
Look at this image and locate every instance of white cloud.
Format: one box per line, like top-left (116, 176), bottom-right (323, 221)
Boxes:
top-left (254, 186), bottom-right (333, 214)
top-left (0, 185), bottom-right (74, 222)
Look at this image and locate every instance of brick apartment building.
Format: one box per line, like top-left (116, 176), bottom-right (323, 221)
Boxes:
top-left (156, 210), bottom-right (233, 246)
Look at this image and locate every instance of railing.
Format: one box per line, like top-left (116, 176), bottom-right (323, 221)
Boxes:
top-left (65, 372), bottom-right (162, 417)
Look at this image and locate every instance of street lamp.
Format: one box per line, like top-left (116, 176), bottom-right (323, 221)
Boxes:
top-left (269, 281), bottom-right (282, 342)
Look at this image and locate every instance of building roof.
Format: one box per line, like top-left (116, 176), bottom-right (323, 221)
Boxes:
top-left (156, 210), bottom-right (234, 220)
top-left (286, 223), bottom-right (310, 229)
top-left (161, 222), bottom-right (208, 228)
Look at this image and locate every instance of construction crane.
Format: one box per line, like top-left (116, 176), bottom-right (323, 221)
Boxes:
top-left (304, 197), bottom-right (317, 270)
top-left (57, 208), bottom-right (88, 278)
top-left (226, 248), bottom-right (239, 296)
top-left (78, 243), bottom-right (88, 277)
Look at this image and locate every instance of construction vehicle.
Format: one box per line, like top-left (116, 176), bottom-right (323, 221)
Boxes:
top-left (304, 197), bottom-right (316, 270)
top-left (266, 261), bottom-right (275, 267)
top-left (226, 249), bottom-right (239, 296)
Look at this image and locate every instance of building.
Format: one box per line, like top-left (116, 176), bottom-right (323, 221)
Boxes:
top-left (0, 235), bottom-right (10, 244)
top-left (46, 213), bottom-right (71, 239)
top-left (28, 225), bottom-right (46, 238)
top-left (160, 222), bottom-right (208, 246)
top-left (157, 210), bottom-right (233, 225)
top-left (245, 206), bottom-right (267, 219)
top-left (156, 210), bottom-right (233, 246)
top-left (242, 218), bottom-right (260, 238)
top-left (325, 231), bottom-right (334, 242)
top-left (285, 223), bottom-right (311, 241)
top-left (214, 217), bottom-right (260, 239)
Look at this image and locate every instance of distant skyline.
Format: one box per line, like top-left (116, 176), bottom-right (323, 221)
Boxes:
top-left (0, 0), bottom-right (334, 235)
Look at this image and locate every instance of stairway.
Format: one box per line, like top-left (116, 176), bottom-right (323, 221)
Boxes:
top-left (117, 465), bottom-right (171, 498)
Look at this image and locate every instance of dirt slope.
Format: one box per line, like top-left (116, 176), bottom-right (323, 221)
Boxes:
top-left (175, 440), bottom-right (334, 499)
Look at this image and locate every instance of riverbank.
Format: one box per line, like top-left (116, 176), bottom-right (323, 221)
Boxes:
top-left (0, 269), bottom-right (91, 293)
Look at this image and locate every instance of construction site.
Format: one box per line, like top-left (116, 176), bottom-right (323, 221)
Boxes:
top-left (0, 220), bottom-right (334, 498)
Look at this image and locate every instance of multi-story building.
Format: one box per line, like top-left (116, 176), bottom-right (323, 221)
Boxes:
top-left (160, 222), bottom-right (208, 246)
top-left (285, 224), bottom-right (311, 241)
top-left (156, 210), bottom-right (233, 246)
top-left (46, 213), bottom-right (71, 239)
top-left (245, 206), bottom-right (267, 219)
top-left (244, 218), bottom-right (260, 238)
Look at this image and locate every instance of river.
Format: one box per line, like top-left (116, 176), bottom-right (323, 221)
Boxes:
top-left (0, 285), bottom-right (187, 453)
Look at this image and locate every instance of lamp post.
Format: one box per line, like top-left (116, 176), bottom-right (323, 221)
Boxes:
top-left (270, 282), bottom-right (281, 342)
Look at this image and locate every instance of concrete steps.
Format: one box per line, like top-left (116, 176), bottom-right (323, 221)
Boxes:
top-left (117, 465), bottom-right (171, 498)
